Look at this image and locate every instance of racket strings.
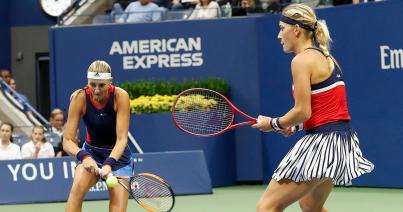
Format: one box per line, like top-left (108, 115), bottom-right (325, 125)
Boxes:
top-left (130, 176), bottom-right (173, 212)
top-left (173, 90), bottom-right (233, 135)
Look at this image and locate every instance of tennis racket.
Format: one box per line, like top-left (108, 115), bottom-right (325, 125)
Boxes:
top-left (172, 88), bottom-right (258, 137)
top-left (100, 170), bottom-right (175, 212)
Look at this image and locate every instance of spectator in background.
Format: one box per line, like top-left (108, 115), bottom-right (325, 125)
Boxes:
top-left (240, 0), bottom-right (266, 13)
top-left (0, 122), bottom-right (22, 160)
top-left (119, 0), bottom-right (163, 23)
top-left (49, 108), bottom-right (65, 138)
top-left (21, 126), bottom-right (55, 159)
top-left (0, 69), bottom-right (11, 85)
top-left (188, 0), bottom-right (221, 19)
top-left (9, 78), bottom-right (31, 111)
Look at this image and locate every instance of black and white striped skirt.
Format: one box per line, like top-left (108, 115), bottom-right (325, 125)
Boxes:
top-left (272, 121), bottom-right (374, 186)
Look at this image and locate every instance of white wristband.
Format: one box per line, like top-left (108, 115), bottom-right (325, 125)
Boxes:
top-left (270, 117), bottom-right (283, 131)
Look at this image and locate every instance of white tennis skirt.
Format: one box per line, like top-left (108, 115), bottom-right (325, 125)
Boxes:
top-left (272, 121), bottom-right (374, 186)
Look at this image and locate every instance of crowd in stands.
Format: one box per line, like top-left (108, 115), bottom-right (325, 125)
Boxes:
top-left (0, 111), bottom-right (75, 160)
top-left (0, 70), bottom-right (79, 161)
top-left (95, 0), bottom-right (384, 24)
top-left (1, 69), bottom-right (31, 111)
top-left (0, 121), bottom-right (71, 160)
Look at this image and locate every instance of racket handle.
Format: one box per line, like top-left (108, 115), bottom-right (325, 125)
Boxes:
top-left (97, 168), bottom-right (114, 178)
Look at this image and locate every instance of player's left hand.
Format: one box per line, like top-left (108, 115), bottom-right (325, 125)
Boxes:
top-left (278, 126), bottom-right (296, 137)
top-left (251, 115), bottom-right (273, 132)
top-left (98, 165), bottom-right (112, 178)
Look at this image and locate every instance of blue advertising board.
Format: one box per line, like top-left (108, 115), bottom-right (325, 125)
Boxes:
top-left (0, 151), bottom-right (212, 204)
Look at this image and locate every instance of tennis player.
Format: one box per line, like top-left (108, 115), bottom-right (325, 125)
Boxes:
top-left (252, 4), bottom-right (374, 212)
top-left (63, 60), bottom-right (132, 212)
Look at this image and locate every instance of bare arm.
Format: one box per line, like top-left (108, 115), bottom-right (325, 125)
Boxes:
top-left (63, 90), bottom-right (85, 157)
top-left (252, 54), bottom-right (312, 132)
top-left (109, 87), bottom-right (130, 161)
top-left (277, 55), bottom-right (312, 128)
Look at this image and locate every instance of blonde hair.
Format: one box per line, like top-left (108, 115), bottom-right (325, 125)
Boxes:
top-left (282, 4), bottom-right (332, 56)
top-left (87, 60), bottom-right (112, 74)
top-left (32, 125), bottom-right (45, 133)
top-left (50, 108), bottom-right (65, 120)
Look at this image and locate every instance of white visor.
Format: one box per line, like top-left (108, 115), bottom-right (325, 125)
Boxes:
top-left (87, 72), bottom-right (112, 80)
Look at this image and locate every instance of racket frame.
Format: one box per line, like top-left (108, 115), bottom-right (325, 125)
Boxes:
top-left (107, 172), bottom-right (175, 212)
top-left (172, 88), bottom-right (257, 137)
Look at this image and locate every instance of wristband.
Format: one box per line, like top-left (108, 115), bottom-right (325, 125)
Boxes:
top-left (103, 157), bottom-right (117, 169)
top-left (270, 117), bottom-right (283, 131)
top-left (76, 150), bottom-right (91, 161)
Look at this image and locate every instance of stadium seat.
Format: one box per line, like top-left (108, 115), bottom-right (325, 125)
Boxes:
top-left (12, 133), bottom-right (29, 147)
top-left (92, 14), bottom-right (112, 24)
top-left (165, 9), bottom-right (193, 20)
top-left (45, 132), bottom-right (61, 147)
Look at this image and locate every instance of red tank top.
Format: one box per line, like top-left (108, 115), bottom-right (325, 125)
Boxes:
top-left (301, 50), bottom-right (351, 130)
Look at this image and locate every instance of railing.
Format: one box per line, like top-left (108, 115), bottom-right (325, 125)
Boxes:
top-left (57, 0), bottom-right (89, 25)
top-left (0, 79), bottom-right (50, 129)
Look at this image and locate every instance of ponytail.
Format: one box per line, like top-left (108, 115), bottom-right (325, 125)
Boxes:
top-left (315, 20), bottom-right (335, 71)
top-left (314, 20), bottom-right (332, 56)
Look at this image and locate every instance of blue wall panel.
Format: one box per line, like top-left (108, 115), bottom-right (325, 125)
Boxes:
top-left (0, 0), bottom-right (56, 74)
top-left (0, 1), bottom-right (10, 69)
top-left (9, 0), bottom-right (56, 26)
top-left (131, 113), bottom-right (236, 186)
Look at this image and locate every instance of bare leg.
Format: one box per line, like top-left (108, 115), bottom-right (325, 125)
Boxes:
top-left (65, 165), bottom-right (99, 212)
top-left (108, 180), bottom-right (129, 212)
top-left (256, 178), bottom-right (328, 212)
top-left (299, 178), bottom-right (333, 212)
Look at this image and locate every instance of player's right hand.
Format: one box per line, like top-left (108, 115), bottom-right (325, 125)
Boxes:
top-left (251, 115), bottom-right (273, 132)
top-left (82, 157), bottom-right (98, 175)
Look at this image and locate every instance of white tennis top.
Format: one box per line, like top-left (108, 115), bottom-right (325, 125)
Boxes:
top-left (21, 141), bottom-right (55, 159)
top-left (0, 141), bottom-right (22, 160)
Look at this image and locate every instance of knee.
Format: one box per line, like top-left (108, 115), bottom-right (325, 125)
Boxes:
top-left (69, 183), bottom-right (88, 199)
top-left (256, 199), bottom-right (285, 212)
top-left (299, 201), bottom-right (326, 212)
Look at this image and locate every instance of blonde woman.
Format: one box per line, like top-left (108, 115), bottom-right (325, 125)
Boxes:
top-left (252, 4), bottom-right (374, 212)
top-left (21, 126), bottom-right (55, 159)
top-left (63, 60), bottom-right (131, 212)
top-left (49, 108), bottom-right (65, 138)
